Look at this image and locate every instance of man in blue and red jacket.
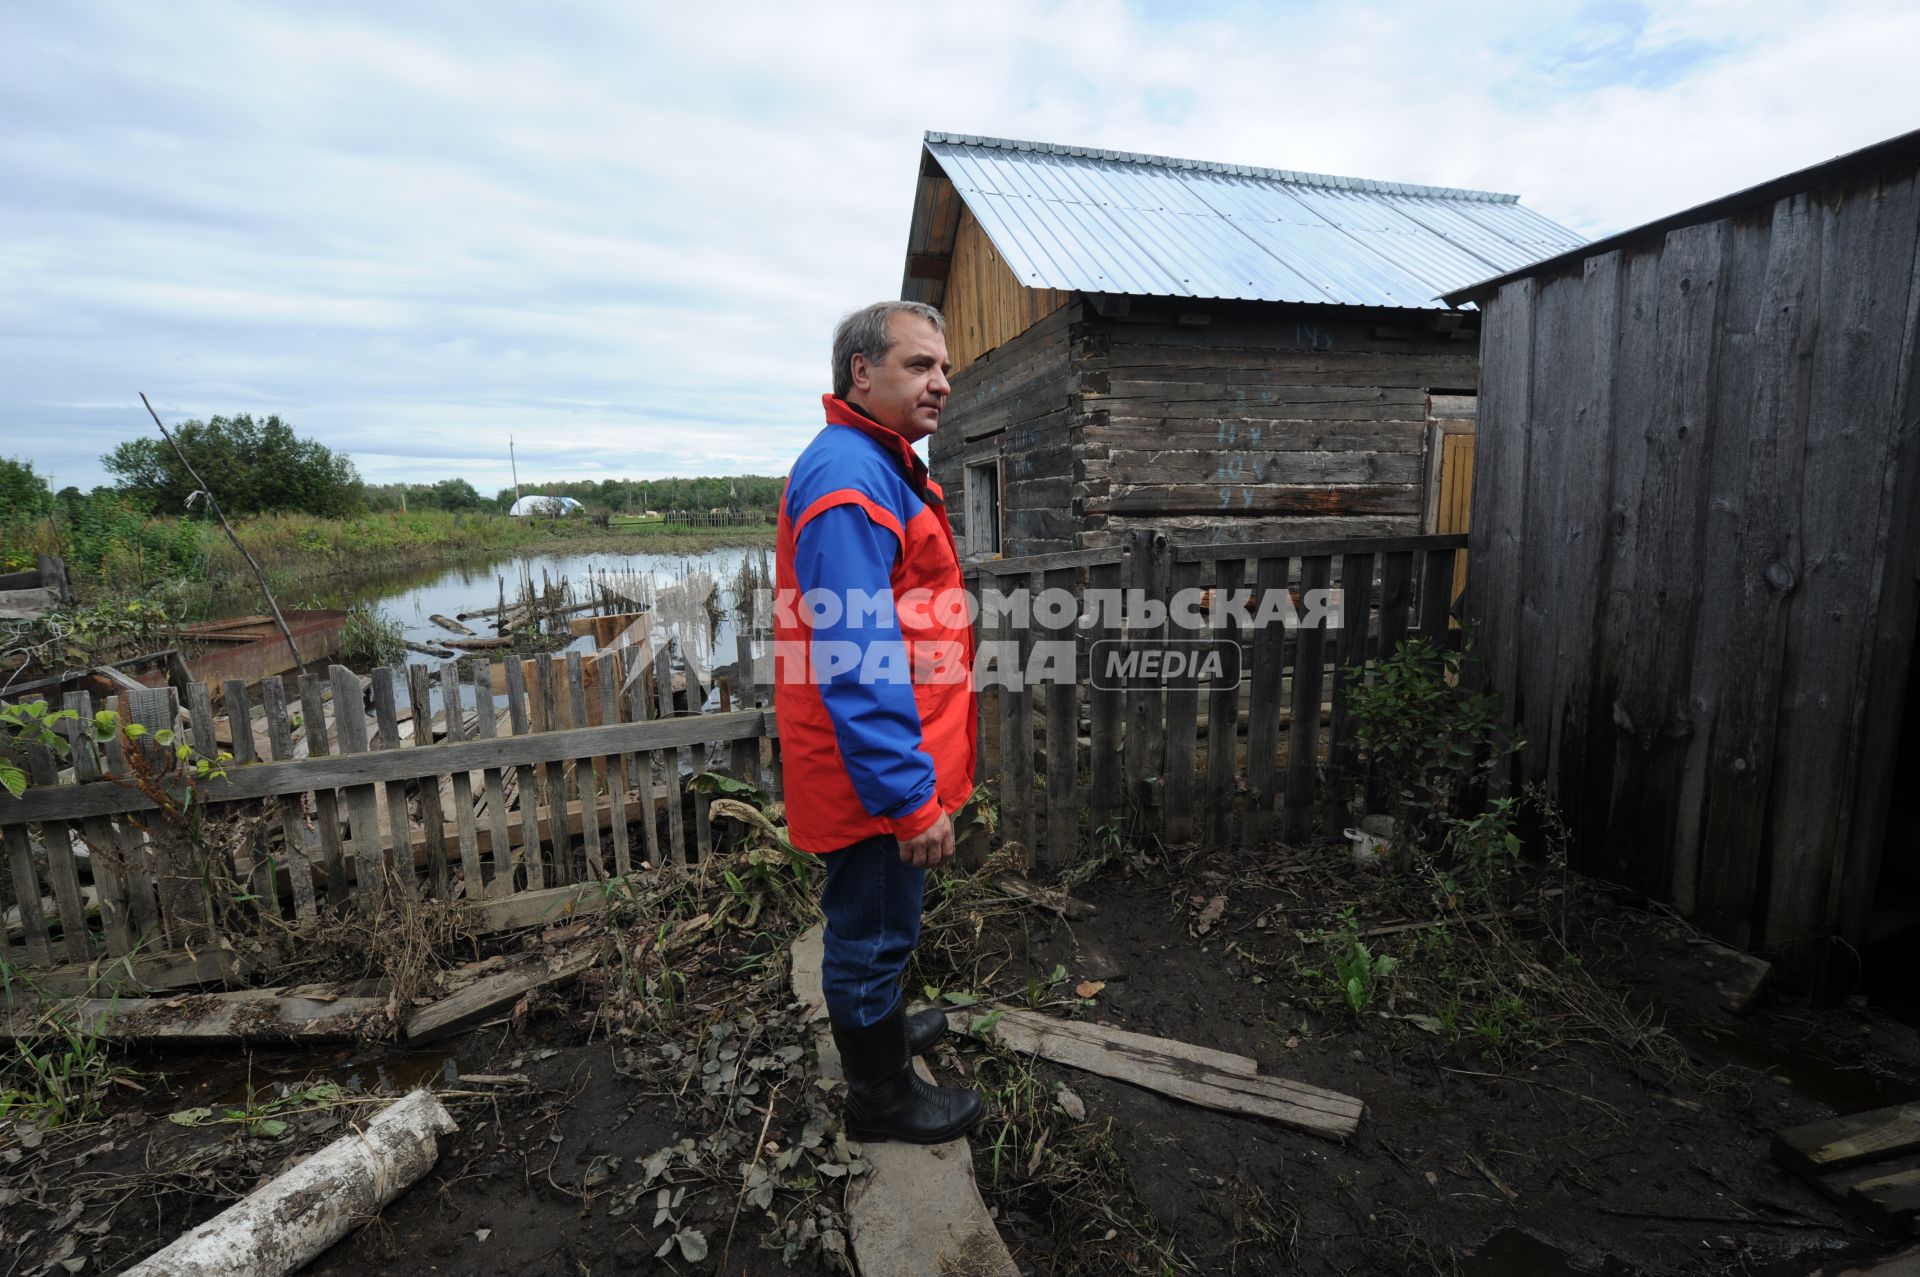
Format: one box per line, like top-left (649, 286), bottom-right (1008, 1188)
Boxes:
top-left (774, 300), bottom-right (982, 1145)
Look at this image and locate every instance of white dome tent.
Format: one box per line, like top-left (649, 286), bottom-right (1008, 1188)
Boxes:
top-left (508, 494), bottom-right (583, 518)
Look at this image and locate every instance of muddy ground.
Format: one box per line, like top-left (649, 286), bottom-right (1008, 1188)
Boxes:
top-left (4, 835), bottom-right (1919, 1276)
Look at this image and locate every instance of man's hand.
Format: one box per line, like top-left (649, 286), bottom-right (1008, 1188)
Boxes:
top-left (898, 812), bottom-right (954, 868)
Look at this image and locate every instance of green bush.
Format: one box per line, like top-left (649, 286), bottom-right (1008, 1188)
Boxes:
top-left (1345, 635), bottom-right (1523, 860)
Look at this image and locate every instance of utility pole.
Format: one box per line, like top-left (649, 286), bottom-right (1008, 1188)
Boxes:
top-left (510, 436), bottom-right (521, 502)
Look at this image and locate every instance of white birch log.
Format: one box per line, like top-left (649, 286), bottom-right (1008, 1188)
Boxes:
top-left (120, 1089), bottom-right (458, 1277)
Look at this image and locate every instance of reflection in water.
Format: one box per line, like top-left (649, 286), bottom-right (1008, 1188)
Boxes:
top-left (302, 547), bottom-right (767, 681)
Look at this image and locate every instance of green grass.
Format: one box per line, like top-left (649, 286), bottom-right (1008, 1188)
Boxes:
top-left (5, 506), bottom-right (773, 595)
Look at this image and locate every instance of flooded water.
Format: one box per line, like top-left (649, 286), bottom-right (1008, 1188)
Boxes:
top-left (319, 547), bottom-right (767, 681)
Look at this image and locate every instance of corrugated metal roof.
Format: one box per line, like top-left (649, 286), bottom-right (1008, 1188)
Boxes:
top-left (919, 132), bottom-right (1585, 310)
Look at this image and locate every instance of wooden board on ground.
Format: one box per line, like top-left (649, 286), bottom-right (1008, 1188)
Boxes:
top-left (404, 947), bottom-right (597, 1045)
top-left (790, 924), bottom-right (1018, 1277)
top-left (951, 1004), bottom-right (1365, 1141)
top-left (1776, 1102), bottom-right (1920, 1235)
top-left (3, 987), bottom-right (387, 1043)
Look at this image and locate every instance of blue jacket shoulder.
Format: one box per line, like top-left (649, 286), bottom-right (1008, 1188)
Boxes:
top-left (784, 427), bottom-right (920, 528)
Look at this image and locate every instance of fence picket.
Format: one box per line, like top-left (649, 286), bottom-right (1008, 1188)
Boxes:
top-left (438, 661), bottom-right (484, 897)
top-left (26, 745), bottom-right (92, 964)
top-left (218, 679), bottom-right (272, 910)
top-left (1042, 567), bottom-right (1079, 867)
top-left (1205, 556), bottom-right (1245, 848)
top-left (1124, 530), bottom-right (1172, 820)
top-left (534, 655), bottom-right (576, 884)
top-left (566, 652), bottom-right (605, 880)
top-left (1378, 551), bottom-right (1416, 662)
top-left (1420, 548), bottom-right (1457, 642)
top-left (185, 675), bottom-right (241, 887)
top-left (260, 677), bottom-right (319, 927)
top-left (999, 586), bottom-right (1033, 854)
top-left (1087, 560), bottom-right (1124, 834)
top-left (1285, 556), bottom-right (1334, 842)
top-left (329, 666), bottom-right (385, 903)
top-left (1326, 552), bottom-right (1377, 821)
top-left (2, 820), bottom-right (51, 966)
top-left (655, 644), bottom-right (689, 864)
top-left (501, 660), bottom-right (545, 890)
top-left (297, 673), bottom-right (350, 910)
top-left (60, 693), bottom-right (133, 956)
top-left (469, 658), bottom-right (516, 895)
top-left (1162, 555), bottom-right (1205, 845)
top-left (369, 669), bottom-right (416, 899)
top-left (623, 659), bottom-right (663, 869)
top-left (597, 653), bottom-right (633, 879)
top-left (1243, 556), bottom-right (1289, 844)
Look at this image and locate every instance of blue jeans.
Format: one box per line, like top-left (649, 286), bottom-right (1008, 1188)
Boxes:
top-left (820, 834), bottom-right (926, 1028)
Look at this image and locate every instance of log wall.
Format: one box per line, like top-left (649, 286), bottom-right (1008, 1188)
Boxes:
top-left (932, 298), bottom-right (1480, 559)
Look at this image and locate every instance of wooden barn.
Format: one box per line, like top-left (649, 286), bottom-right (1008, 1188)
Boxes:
top-left (899, 132), bottom-right (1583, 558)
top-left (1443, 128), bottom-right (1920, 989)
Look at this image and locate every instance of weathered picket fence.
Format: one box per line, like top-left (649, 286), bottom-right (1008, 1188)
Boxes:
top-left (2, 529), bottom-right (1464, 989)
top-left (969, 530), bottom-right (1467, 867)
top-left (1, 642), bottom-right (775, 990)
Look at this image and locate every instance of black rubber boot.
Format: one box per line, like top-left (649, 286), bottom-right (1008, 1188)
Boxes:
top-left (832, 1002), bottom-right (984, 1145)
top-left (905, 1006), bottom-right (947, 1056)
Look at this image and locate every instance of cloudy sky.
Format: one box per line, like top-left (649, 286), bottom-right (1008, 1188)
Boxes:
top-left (4, 1), bottom-right (1916, 495)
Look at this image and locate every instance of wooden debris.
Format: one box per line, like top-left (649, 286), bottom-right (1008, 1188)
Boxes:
top-left (791, 924), bottom-right (1018, 1277)
top-left (1776, 1102), bottom-right (1920, 1234)
top-left (120, 1089), bottom-right (457, 1277)
top-left (405, 639), bottom-right (459, 660)
top-left (994, 873), bottom-right (1099, 920)
top-left (2, 985), bottom-right (387, 1043)
top-left (436, 636), bottom-right (515, 651)
top-left (404, 947), bottom-right (598, 1044)
top-left (950, 1004), bottom-right (1364, 1141)
top-left (429, 613), bottom-right (476, 637)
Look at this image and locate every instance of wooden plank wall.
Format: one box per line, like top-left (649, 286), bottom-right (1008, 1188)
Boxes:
top-left (943, 205), bottom-right (1071, 373)
top-left (1463, 159), bottom-right (1920, 983)
top-left (970, 532), bottom-right (1465, 867)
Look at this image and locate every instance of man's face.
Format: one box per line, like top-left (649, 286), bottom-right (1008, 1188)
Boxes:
top-left (850, 314), bottom-right (952, 441)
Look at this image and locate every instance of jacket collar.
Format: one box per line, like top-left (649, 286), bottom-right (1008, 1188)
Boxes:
top-left (821, 394), bottom-right (934, 499)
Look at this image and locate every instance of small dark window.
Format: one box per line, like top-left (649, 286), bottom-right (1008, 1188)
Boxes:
top-left (965, 459), bottom-right (1001, 558)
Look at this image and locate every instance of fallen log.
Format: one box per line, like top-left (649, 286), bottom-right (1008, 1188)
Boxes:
top-left (428, 613), bottom-right (476, 637)
top-left (404, 639), bottom-right (459, 660)
top-left (950, 1004), bottom-right (1365, 1141)
top-left (2, 985), bottom-right (387, 1044)
top-left (435, 635), bottom-right (515, 651)
top-left (119, 1089), bottom-right (458, 1277)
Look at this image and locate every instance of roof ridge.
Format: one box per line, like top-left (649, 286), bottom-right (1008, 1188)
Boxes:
top-left (922, 130), bottom-right (1521, 204)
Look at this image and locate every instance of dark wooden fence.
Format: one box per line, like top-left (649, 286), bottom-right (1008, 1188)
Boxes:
top-left (969, 530), bottom-right (1465, 867)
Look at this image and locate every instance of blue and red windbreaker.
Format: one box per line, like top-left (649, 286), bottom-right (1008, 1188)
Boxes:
top-left (773, 395), bottom-right (977, 853)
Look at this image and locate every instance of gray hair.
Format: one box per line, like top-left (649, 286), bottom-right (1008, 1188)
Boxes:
top-left (832, 301), bottom-right (946, 399)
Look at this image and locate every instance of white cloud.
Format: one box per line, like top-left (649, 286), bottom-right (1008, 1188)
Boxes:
top-left (1, 0), bottom-right (1915, 491)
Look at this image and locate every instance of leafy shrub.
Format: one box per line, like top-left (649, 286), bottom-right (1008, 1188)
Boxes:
top-left (1345, 635), bottom-right (1523, 860)
top-left (337, 603), bottom-right (406, 669)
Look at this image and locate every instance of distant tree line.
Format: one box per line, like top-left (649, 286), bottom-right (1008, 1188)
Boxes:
top-left (5, 415), bottom-right (783, 529)
top-left (491, 475), bottom-right (783, 515)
